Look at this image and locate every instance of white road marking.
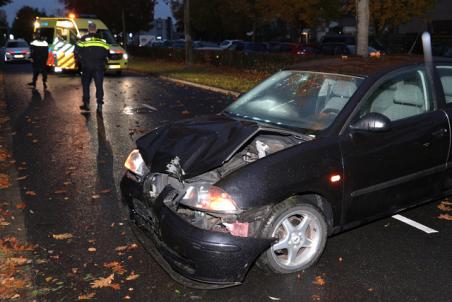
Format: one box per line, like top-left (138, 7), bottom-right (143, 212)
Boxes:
top-left (392, 214), bottom-right (438, 234)
top-left (141, 104), bottom-right (158, 111)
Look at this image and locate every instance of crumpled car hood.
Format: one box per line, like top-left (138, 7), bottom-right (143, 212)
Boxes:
top-left (136, 115), bottom-right (260, 178)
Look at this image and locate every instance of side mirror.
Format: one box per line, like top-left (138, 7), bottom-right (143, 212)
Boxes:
top-left (349, 112), bottom-right (391, 133)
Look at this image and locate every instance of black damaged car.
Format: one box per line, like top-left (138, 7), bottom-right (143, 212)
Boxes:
top-left (121, 56), bottom-right (452, 288)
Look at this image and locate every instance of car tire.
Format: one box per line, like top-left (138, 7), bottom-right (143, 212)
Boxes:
top-left (257, 199), bottom-right (328, 274)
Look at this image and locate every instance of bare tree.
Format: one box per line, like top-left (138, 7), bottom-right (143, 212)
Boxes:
top-left (356, 0), bottom-right (369, 57)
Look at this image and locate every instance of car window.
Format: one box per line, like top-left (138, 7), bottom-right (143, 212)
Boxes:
top-left (7, 41), bottom-right (28, 48)
top-left (357, 69), bottom-right (433, 121)
top-left (437, 66), bottom-right (452, 104)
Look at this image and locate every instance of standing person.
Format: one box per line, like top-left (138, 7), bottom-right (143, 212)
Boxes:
top-left (28, 34), bottom-right (49, 90)
top-left (75, 22), bottom-right (110, 113)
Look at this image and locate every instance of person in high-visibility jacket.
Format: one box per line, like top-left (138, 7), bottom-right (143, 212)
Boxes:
top-left (28, 33), bottom-right (49, 89)
top-left (75, 22), bottom-right (110, 114)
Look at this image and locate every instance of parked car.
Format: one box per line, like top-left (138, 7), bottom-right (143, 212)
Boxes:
top-left (3, 39), bottom-right (31, 62)
top-left (193, 41), bottom-right (221, 50)
top-left (293, 44), bottom-right (319, 56)
top-left (321, 34), bottom-right (356, 45)
top-left (267, 42), bottom-right (297, 54)
top-left (220, 39), bottom-right (243, 49)
top-left (319, 42), bottom-right (352, 56)
top-left (121, 56), bottom-right (452, 288)
top-left (320, 43), bottom-right (382, 57)
top-left (227, 41), bottom-right (268, 54)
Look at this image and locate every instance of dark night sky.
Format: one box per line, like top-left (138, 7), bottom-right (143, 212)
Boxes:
top-left (2, 0), bottom-right (171, 25)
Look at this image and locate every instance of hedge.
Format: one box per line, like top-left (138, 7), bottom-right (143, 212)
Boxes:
top-left (128, 47), bottom-right (316, 71)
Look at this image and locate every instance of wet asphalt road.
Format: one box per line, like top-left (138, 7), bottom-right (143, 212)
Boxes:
top-left (1, 62), bottom-right (452, 302)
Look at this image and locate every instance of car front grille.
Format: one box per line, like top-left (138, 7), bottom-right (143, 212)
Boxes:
top-left (109, 53), bottom-right (123, 61)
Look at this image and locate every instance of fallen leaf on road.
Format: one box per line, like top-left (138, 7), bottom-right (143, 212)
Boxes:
top-left (90, 274), bottom-right (114, 289)
top-left (312, 294), bottom-right (321, 301)
top-left (88, 247), bottom-right (96, 252)
top-left (32, 139), bottom-right (39, 144)
top-left (0, 149), bottom-right (10, 161)
top-left (17, 176), bottom-right (28, 181)
top-left (104, 261), bottom-right (126, 275)
top-left (126, 272), bottom-right (139, 281)
top-left (128, 243), bottom-right (138, 250)
top-left (438, 213), bottom-right (452, 221)
top-left (100, 189), bottom-right (111, 194)
top-left (91, 194), bottom-right (101, 200)
top-left (268, 296), bottom-right (281, 301)
top-left (68, 167), bottom-right (77, 170)
top-left (25, 191), bottom-right (37, 196)
top-left (438, 203), bottom-right (452, 212)
top-left (15, 203), bottom-right (26, 210)
top-left (313, 276), bottom-right (326, 286)
top-left (0, 173), bottom-right (11, 189)
top-left (109, 283), bottom-right (121, 290)
top-left (52, 233), bottom-right (73, 240)
top-left (54, 189), bottom-right (67, 194)
top-left (124, 296), bottom-right (131, 300)
top-left (78, 292), bottom-right (96, 300)
top-left (115, 245), bottom-right (128, 252)
top-left (0, 116), bottom-right (10, 125)
top-left (6, 257), bottom-right (29, 266)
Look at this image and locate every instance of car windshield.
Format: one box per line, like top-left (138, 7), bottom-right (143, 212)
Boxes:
top-left (7, 41), bottom-right (28, 48)
top-left (225, 70), bottom-right (364, 133)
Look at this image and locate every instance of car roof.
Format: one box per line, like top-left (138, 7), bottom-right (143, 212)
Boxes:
top-left (287, 56), bottom-right (452, 77)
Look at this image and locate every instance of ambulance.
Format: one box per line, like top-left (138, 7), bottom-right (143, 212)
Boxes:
top-left (34, 15), bottom-right (128, 74)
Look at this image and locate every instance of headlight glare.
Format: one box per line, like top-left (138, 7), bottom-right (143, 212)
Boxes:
top-left (124, 149), bottom-right (149, 177)
top-left (123, 53), bottom-right (128, 60)
top-left (181, 184), bottom-right (240, 214)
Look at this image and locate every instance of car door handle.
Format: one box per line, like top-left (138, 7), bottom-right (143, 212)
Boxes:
top-left (432, 128), bottom-right (448, 138)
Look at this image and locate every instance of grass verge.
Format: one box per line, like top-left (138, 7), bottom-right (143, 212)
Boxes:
top-left (128, 57), bottom-right (273, 93)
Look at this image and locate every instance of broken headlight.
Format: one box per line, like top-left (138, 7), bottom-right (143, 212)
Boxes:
top-left (181, 184), bottom-right (241, 214)
top-left (124, 149), bottom-right (150, 177)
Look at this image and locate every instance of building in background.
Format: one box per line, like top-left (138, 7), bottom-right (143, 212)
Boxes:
top-left (137, 17), bottom-right (175, 47)
top-left (399, 0), bottom-right (452, 34)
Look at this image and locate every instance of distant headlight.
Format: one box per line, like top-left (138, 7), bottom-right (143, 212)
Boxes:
top-left (181, 184), bottom-right (241, 214)
top-left (123, 53), bottom-right (128, 60)
top-left (124, 149), bottom-right (149, 177)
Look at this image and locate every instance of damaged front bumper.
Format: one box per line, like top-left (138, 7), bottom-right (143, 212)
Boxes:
top-left (120, 173), bottom-right (273, 288)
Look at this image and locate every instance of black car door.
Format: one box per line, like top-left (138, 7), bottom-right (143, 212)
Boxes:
top-left (436, 64), bottom-right (452, 193)
top-left (340, 67), bottom-right (450, 224)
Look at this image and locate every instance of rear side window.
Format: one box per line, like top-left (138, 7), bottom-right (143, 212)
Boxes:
top-left (437, 66), bottom-right (452, 104)
top-left (357, 69), bottom-right (433, 121)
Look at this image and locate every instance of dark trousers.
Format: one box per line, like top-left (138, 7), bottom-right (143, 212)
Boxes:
top-left (32, 63), bottom-right (47, 84)
top-left (81, 68), bottom-right (104, 105)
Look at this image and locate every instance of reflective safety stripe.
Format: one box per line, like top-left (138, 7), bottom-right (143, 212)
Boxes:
top-left (77, 39), bottom-right (110, 50)
top-left (59, 43), bottom-right (73, 53)
top-left (65, 45), bottom-right (75, 56)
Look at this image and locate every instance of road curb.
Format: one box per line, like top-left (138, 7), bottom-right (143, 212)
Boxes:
top-left (127, 69), bottom-right (241, 97)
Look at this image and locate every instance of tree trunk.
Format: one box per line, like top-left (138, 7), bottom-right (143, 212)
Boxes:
top-left (356, 0), bottom-right (369, 57)
top-left (184, 0), bottom-right (193, 66)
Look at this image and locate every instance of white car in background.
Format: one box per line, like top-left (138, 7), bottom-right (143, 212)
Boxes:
top-left (3, 39), bottom-right (31, 62)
